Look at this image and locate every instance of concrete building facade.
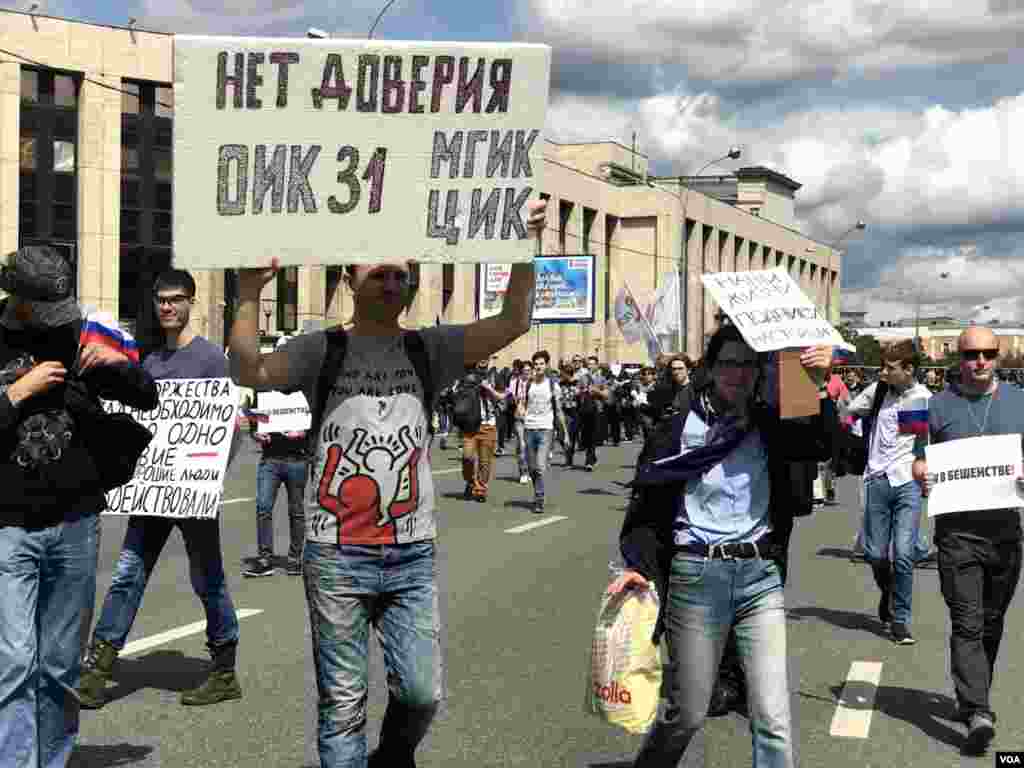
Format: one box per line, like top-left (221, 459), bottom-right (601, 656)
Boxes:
top-left (0, 9), bottom-right (841, 363)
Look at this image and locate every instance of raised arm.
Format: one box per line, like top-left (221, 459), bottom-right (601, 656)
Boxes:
top-left (461, 200), bottom-right (546, 366)
top-left (229, 261), bottom-right (295, 391)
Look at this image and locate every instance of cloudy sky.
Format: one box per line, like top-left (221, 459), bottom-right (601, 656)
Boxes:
top-left (5, 0), bottom-right (1024, 326)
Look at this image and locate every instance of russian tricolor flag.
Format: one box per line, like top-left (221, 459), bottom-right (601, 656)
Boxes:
top-left (898, 398), bottom-right (929, 435)
top-left (79, 311), bottom-right (140, 363)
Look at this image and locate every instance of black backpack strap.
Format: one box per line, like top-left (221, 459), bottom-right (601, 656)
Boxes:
top-left (401, 331), bottom-right (434, 430)
top-left (314, 326), bottom-right (348, 442)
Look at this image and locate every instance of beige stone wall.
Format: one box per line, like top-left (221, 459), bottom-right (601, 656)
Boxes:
top-left (0, 62), bottom-right (19, 260)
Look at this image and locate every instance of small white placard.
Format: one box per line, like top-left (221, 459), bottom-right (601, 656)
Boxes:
top-left (925, 434), bottom-right (1024, 517)
top-left (700, 268), bottom-right (845, 351)
top-left (102, 378), bottom-right (238, 519)
top-left (256, 390), bottom-right (312, 434)
top-left (173, 36), bottom-right (551, 268)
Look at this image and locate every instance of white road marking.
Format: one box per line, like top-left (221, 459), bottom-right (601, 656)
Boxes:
top-left (121, 609), bottom-right (264, 657)
top-left (505, 515), bottom-right (568, 534)
top-left (433, 468), bottom-right (462, 475)
top-left (829, 661), bottom-right (884, 739)
top-left (221, 497), bottom-right (255, 505)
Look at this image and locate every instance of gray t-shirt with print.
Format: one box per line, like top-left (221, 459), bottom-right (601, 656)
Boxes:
top-left (271, 326), bottom-right (466, 546)
top-left (926, 382), bottom-right (1024, 542)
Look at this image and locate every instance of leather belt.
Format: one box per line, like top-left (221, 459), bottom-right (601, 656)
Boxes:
top-left (677, 535), bottom-right (774, 560)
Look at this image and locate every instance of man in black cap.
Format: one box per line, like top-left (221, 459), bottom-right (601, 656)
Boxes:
top-left (0, 245), bottom-right (157, 768)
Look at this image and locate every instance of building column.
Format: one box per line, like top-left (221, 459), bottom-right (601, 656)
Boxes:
top-left (297, 265), bottom-right (326, 331)
top-left (0, 62), bottom-right (18, 259)
top-left (77, 74), bottom-right (120, 316)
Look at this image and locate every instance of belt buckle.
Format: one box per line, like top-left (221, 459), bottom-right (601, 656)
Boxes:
top-left (711, 543), bottom-right (735, 560)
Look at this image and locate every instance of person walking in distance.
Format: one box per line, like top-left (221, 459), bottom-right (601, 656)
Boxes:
top-left (914, 327), bottom-right (1024, 755)
top-left (842, 340), bottom-right (931, 645)
top-left (229, 200), bottom-right (546, 768)
top-left (509, 358), bottom-right (533, 484)
top-left (459, 360), bottom-right (502, 503)
top-left (575, 355), bottom-right (610, 471)
top-left (79, 269), bottom-right (243, 710)
top-left (522, 350), bottom-right (567, 513)
top-left (243, 339), bottom-right (308, 578)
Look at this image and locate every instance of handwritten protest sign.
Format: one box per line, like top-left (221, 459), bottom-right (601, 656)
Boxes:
top-left (103, 378), bottom-right (238, 519)
top-left (925, 434), bottom-right (1024, 517)
top-left (256, 390), bottom-right (311, 434)
top-left (172, 36), bottom-right (551, 268)
top-left (700, 269), bottom-right (845, 352)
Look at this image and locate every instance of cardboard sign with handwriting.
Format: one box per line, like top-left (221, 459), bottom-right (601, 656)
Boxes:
top-left (701, 269), bottom-right (845, 352)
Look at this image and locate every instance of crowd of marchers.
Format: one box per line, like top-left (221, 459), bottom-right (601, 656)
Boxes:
top-left (0, 204), bottom-right (1020, 767)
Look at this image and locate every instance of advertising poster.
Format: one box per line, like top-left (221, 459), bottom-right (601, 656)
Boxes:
top-left (478, 255), bottom-right (594, 323)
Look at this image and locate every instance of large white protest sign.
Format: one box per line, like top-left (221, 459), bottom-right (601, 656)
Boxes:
top-left (926, 434), bottom-right (1024, 517)
top-left (173, 36), bottom-right (551, 268)
top-left (700, 269), bottom-right (845, 352)
top-left (103, 378), bottom-right (239, 519)
top-left (256, 390), bottom-right (311, 434)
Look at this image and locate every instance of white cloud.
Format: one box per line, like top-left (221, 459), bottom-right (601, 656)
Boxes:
top-left (545, 89), bottom-right (1024, 245)
top-left (527, 0), bottom-right (1024, 83)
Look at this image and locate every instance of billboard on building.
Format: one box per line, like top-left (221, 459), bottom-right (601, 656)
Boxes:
top-left (172, 35), bottom-right (551, 269)
top-left (478, 254), bottom-right (595, 323)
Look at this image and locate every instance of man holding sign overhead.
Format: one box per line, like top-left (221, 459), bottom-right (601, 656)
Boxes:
top-left (229, 199), bottom-right (546, 768)
top-left (912, 327), bottom-right (1024, 755)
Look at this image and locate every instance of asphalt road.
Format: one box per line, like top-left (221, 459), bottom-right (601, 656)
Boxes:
top-left (71, 440), bottom-right (1024, 768)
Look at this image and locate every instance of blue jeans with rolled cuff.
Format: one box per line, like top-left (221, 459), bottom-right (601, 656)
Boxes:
top-left (525, 428), bottom-right (553, 504)
top-left (303, 540), bottom-right (443, 768)
top-left (256, 458), bottom-right (307, 562)
top-left (863, 474), bottom-right (921, 626)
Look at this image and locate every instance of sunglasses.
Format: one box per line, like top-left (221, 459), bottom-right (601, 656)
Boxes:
top-left (961, 349), bottom-right (999, 362)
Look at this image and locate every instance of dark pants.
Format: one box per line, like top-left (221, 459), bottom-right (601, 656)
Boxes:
top-left (606, 405), bottom-right (621, 446)
top-left (495, 409), bottom-right (509, 451)
top-left (562, 408), bottom-right (578, 463)
top-left (578, 408), bottom-right (600, 466)
top-left (937, 534), bottom-right (1022, 721)
top-left (621, 407), bottom-right (639, 441)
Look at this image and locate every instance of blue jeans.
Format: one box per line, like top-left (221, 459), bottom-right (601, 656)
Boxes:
top-left (863, 475), bottom-right (921, 626)
top-left (256, 459), bottom-right (307, 562)
top-left (636, 553), bottom-right (793, 768)
top-left (513, 419), bottom-right (528, 476)
top-left (0, 513), bottom-right (99, 768)
top-left (92, 516), bottom-right (239, 653)
top-left (304, 541), bottom-right (442, 768)
top-left (524, 428), bottom-right (553, 504)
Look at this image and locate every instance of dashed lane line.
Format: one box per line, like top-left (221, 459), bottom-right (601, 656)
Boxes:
top-left (830, 661), bottom-right (883, 739)
top-left (505, 516), bottom-right (568, 534)
top-left (121, 609), bottom-right (264, 657)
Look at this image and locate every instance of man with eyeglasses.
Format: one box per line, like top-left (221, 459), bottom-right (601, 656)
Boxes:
top-left (843, 340), bottom-right (931, 646)
top-left (912, 327), bottom-right (1024, 755)
top-left (80, 269), bottom-right (244, 709)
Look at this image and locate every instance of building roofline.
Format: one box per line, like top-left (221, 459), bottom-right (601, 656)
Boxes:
top-left (544, 138), bottom-right (649, 159)
top-left (734, 166), bottom-right (802, 192)
top-left (0, 8), bottom-right (172, 36)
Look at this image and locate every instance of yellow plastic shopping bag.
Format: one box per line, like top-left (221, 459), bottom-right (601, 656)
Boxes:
top-left (585, 573), bottom-right (662, 734)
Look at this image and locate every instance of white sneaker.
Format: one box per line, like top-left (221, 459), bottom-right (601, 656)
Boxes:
top-left (519, 474), bottom-right (529, 484)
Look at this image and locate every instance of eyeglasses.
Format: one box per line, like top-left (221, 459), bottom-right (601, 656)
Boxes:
top-left (715, 358), bottom-right (759, 370)
top-left (153, 294), bottom-right (191, 307)
top-left (961, 349), bottom-right (999, 361)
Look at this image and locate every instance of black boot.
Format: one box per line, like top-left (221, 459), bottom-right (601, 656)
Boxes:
top-left (369, 697), bottom-right (438, 768)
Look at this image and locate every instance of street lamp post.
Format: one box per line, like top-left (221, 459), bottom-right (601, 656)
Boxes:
top-left (676, 146), bottom-right (742, 355)
top-left (825, 220), bottom-right (865, 325)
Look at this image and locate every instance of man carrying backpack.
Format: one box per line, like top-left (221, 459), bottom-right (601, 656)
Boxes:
top-left (454, 360), bottom-right (502, 503)
top-left (229, 200), bottom-right (546, 768)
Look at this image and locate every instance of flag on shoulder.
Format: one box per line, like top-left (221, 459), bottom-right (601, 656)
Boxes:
top-left (897, 393), bottom-right (930, 436)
